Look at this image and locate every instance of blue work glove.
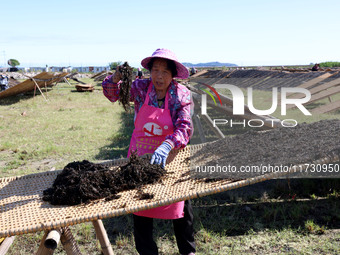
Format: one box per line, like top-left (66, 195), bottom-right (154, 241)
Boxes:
top-left (150, 142), bottom-right (172, 168)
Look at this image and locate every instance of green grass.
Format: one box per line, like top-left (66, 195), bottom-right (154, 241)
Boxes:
top-left (0, 80), bottom-right (134, 176)
top-left (319, 61), bottom-right (340, 68)
top-left (1, 78), bottom-right (340, 254)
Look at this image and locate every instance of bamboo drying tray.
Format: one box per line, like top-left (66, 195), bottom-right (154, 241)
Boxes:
top-left (1, 144), bottom-right (338, 238)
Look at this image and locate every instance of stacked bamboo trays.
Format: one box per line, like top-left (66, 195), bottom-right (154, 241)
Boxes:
top-left (75, 83), bottom-right (94, 92)
top-left (1, 143), bottom-right (338, 238)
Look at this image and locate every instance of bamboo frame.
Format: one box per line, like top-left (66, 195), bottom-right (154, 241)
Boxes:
top-left (295, 72), bottom-right (333, 89)
top-left (311, 99), bottom-right (340, 114)
top-left (0, 237), bottom-right (15, 255)
top-left (192, 114), bottom-right (206, 143)
top-left (302, 85), bottom-right (340, 107)
top-left (0, 72), bottom-right (69, 99)
top-left (3, 144), bottom-right (320, 239)
top-left (285, 75), bottom-right (340, 111)
top-left (1, 145), bottom-right (339, 254)
top-left (44, 230), bottom-right (61, 250)
top-left (37, 227), bottom-right (83, 255)
top-left (92, 220), bottom-right (114, 255)
top-left (63, 77), bottom-right (72, 86)
top-left (301, 77), bottom-right (340, 96)
top-left (60, 227), bottom-right (82, 255)
top-left (31, 78), bottom-right (48, 102)
top-left (36, 231), bottom-right (54, 255)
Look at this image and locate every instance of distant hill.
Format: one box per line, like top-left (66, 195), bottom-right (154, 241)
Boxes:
top-left (182, 61), bottom-right (238, 68)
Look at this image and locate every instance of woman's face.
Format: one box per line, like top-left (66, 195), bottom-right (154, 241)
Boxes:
top-left (150, 58), bottom-right (173, 93)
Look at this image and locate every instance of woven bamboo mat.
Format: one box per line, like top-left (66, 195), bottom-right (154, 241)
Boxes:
top-left (0, 144), bottom-right (338, 238)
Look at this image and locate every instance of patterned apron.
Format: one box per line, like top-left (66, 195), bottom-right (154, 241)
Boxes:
top-left (127, 82), bottom-right (185, 219)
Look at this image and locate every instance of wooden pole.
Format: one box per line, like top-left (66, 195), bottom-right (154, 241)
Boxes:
top-left (286, 84), bottom-right (340, 109)
top-left (0, 236), bottom-right (15, 255)
top-left (193, 114), bottom-right (207, 143)
top-left (31, 78), bottom-right (48, 102)
top-left (33, 80), bottom-right (37, 99)
top-left (63, 77), bottom-right (72, 86)
top-left (92, 220), bottom-right (114, 255)
top-left (200, 113), bottom-right (225, 139)
top-left (60, 227), bottom-right (82, 255)
top-left (192, 97), bottom-right (207, 143)
top-left (44, 230), bottom-right (61, 250)
top-left (36, 231), bottom-right (54, 255)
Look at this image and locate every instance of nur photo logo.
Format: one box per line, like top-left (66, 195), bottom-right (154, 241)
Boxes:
top-left (199, 83), bottom-right (312, 128)
top-left (199, 83), bottom-right (223, 107)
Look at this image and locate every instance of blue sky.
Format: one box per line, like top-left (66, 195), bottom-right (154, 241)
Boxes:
top-left (1, 0), bottom-right (339, 68)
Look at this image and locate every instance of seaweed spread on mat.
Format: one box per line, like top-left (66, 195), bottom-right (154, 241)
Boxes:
top-left (43, 153), bottom-right (166, 205)
top-left (191, 119), bottom-right (340, 179)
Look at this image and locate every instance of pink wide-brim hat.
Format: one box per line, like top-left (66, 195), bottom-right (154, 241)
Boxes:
top-left (141, 48), bottom-right (189, 79)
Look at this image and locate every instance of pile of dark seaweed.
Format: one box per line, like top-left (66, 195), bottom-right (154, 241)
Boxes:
top-left (43, 153), bottom-right (166, 205)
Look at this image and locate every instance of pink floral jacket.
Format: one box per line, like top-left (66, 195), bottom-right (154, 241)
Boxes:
top-left (102, 76), bottom-right (193, 149)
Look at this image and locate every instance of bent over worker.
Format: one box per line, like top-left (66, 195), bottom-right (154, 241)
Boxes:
top-left (102, 48), bottom-right (195, 255)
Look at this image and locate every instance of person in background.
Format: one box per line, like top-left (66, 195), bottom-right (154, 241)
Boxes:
top-left (190, 67), bottom-right (197, 76)
top-left (137, 67), bottom-right (143, 79)
top-left (102, 48), bottom-right (195, 255)
top-left (312, 63), bottom-right (320, 71)
top-left (0, 74), bottom-right (9, 91)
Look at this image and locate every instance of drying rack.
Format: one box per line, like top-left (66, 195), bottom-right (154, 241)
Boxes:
top-left (1, 143), bottom-right (339, 254)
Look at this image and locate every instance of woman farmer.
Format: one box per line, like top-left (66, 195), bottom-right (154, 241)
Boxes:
top-left (102, 48), bottom-right (195, 255)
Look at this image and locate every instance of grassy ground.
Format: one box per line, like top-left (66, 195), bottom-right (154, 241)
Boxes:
top-left (1, 78), bottom-right (340, 254)
top-left (0, 79), bottom-right (134, 177)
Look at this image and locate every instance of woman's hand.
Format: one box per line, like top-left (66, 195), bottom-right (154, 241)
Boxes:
top-left (150, 142), bottom-right (172, 168)
top-left (112, 66), bottom-right (122, 83)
